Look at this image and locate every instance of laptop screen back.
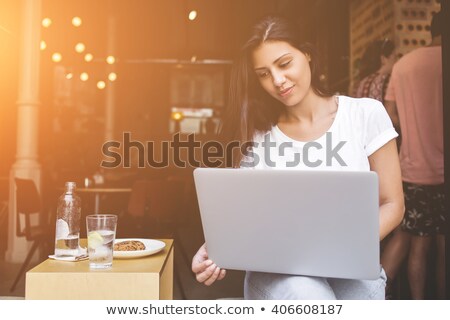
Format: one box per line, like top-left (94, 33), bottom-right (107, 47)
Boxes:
top-left (194, 168), bottom-right (380, 280)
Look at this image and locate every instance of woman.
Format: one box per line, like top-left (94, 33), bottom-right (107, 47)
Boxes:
top-left (355, 39), bottom-right (396, 104)
top-left (192, 16), bottom-right (404, 299)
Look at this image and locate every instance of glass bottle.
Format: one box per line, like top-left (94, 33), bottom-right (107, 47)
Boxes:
top-left (54, 182), bottom-right (81, 257)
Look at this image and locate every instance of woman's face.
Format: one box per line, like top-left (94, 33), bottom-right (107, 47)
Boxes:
top-left (252, 40), bottom-right (312, 107)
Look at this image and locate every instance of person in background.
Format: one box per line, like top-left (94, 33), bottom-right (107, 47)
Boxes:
top-left (381, 11), bottom-right (445, 300)
top-left (355, 39), bottom-right (400, 151)
top-left (355, 39), bottom-right (396, 104)
top-left (191, 16), bottom-right (404, 299)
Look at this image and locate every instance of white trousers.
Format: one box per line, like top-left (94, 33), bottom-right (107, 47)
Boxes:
top-left (244, 268), bottom-right (387, 300)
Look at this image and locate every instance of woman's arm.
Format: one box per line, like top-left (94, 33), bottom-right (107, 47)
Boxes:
top-left (368, 139), bottom-right (404, 240)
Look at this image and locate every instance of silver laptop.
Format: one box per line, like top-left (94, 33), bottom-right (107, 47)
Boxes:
top-left (193, 168), bottom-right (380, 280)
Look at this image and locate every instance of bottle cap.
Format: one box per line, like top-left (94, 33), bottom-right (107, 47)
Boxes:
top-left (65, 181), bottom-right (77, 192)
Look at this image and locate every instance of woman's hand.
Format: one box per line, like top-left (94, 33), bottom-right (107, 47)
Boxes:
top-left (192, 243), bottom-right (227, 286)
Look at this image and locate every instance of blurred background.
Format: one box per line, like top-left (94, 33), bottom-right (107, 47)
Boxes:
top-left (0, 0), bottom-right (445, 299)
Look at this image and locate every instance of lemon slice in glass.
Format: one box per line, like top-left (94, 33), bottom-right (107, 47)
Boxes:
top-left (87, 231), bottom-right (104, 249)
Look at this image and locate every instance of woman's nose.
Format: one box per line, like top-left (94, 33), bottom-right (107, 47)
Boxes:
top-left (272, 72), bottom-right (286, 87)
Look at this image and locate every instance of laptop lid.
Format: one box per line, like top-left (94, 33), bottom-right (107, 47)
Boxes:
top-left (194, 168), bottom-right (380, 280)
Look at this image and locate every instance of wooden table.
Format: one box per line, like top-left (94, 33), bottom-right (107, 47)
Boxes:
top-left (25, 239), bottom-right (174, 300)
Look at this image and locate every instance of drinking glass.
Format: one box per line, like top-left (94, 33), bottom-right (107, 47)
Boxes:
top-left (86, 214), bottom-right (118, 269)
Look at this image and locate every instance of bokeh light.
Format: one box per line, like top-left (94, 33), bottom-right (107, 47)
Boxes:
top-left (75, 43), bottom-right (86, 53)
top-left (42, 18), bottom-right (52, 28)
top-left (171, 112), bottom-right (184, 121)
top-left (188, 11), bottom-right (197, 21)
top-left (51, 52), bottom-right (62, 62)
top-left (106, 56), bottom-right (115, 64)
top-left (72, 17), bottom-right (82, 27)
top-left (97, 81), bottom-right (106, 89)
top-left (80, 72), bottom-right (89, 81)
top-left (108, 72), bottom-right (117, 82)
top-left (84, 53), bottom-right (93, 62)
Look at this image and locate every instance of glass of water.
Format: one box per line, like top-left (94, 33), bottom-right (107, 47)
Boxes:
top-left (86, 214), bottom-right (118, 269)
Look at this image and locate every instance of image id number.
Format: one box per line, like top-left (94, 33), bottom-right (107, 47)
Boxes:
top-left (271, 304), bottom-right (342, 315)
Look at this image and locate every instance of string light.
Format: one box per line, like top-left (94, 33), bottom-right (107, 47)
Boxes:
top-left (188, 10), bottom-right (197, 21)
top-left (80, 72), bottom-right (89, 81)
top-left (75, 42), bottom-right (85, 53)
top-left (52, 52), bottom-right (62, 62)
top-left (45, 15), bottom-right (123, 89)
top-left (97, 81), bottom-right (106, 89)
top-left (42, 18), bottom-right (52, 28)
top-left (106, 56), bottom-right (115, 64)
top-left (72, 17), bottom-right (82, 27)
top-left (108, 72), bottom-right (117, 81)
top-left (84, 53), bottom-right (93, 62)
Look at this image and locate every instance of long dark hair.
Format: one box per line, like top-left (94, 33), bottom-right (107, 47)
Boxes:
top-left (359, 39), bottom-right (395, 80)
top-left (220, 16), bottom-right (332, 167)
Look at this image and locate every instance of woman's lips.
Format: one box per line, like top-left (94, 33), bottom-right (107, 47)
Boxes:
top-left (279, 85), bottom-right (294, 97)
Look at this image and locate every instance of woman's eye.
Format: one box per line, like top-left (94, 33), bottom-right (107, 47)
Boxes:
top-left (280, 60), bottom-right (291, 68)
top-left (257, 72), bottom-right (269, 78)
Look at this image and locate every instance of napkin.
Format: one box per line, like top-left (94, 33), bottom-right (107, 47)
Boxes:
top-left (49, 246), bottom-right (88, 262)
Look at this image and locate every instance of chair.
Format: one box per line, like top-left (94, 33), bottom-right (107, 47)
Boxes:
top-left (10, 178), bottom-right (52, 292)
top-left (119, 177), bottom-right (192, 298)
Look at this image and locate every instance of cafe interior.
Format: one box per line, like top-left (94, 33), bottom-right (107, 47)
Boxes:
top-left (0, 0), bottom-right (447, 299)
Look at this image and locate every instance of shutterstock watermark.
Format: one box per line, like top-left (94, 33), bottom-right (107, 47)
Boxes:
top-left (100, 132), bottom-right (347, 169)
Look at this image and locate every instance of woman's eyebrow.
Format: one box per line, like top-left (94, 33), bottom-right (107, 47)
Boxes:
top-left (254, 53), bottom-right (292, 71)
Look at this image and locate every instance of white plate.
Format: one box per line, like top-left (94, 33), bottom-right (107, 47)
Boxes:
top-left (113, 239), bottom-right (166, 259)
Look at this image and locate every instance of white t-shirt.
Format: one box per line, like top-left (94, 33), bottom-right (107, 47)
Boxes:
top-left (241, 96), bottom-right (398, 171)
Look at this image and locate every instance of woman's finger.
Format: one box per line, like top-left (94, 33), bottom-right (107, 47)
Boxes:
top-left (217, 269), bottom-right (227, 281)
top-left (195, 263), bottom-right (218, 283)
top-left (192, 259), bottom-right (212, 274)
top-left (203, 266), bottom-right (222, 286)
